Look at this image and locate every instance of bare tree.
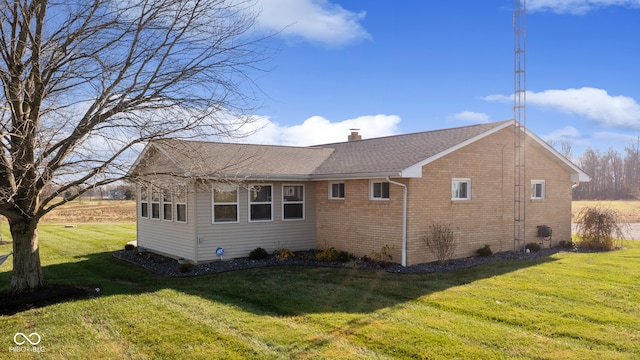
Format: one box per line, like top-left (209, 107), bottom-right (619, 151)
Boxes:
top-left (0, 0), bottom-right (270, 294)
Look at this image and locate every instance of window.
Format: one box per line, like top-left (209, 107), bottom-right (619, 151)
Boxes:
top-left (531, 180), bottom-right (545, 199)
top-left (213, 184), bottom-right (239, 223)
top-left (371, 181), bottom-right (390, 200)
top-left (140, 185), bottom-right (149, 218)
top-left (329, 182), bottom-right (345, 199)
top-left (452, 178), bottom-right (471, 200)
top-left (249, 184), bottom-right (272, 221)
top-left (162, 188), bottom-right (173, 221)
top-left (151, 187), bottom-right (161, 219)
top-left (283, 185), bottom-right (304, 220)
top-left (175, 185), bottom-right (187, 222)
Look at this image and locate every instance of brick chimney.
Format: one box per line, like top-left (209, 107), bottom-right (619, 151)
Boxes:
top-left (348, 129), bottom-right (362, 142)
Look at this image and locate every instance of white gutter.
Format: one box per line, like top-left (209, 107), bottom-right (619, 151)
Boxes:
top-left (386, 177), bottom-right (407, 267)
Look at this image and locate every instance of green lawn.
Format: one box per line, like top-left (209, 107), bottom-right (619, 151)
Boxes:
top-left (1, 224), bottom-right (639, 359)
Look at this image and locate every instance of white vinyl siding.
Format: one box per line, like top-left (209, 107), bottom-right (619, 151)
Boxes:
top-left (195, 182), bottom-right (316, 261)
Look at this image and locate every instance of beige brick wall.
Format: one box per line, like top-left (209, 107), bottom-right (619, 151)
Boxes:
top-left (316, 179), bottom-right (405, 262)
top-left (316, 126), bottom-right (575, 266)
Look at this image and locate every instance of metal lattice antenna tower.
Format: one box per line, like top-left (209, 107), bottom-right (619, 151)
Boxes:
top-left (513, 0), bottom-right (527, 251)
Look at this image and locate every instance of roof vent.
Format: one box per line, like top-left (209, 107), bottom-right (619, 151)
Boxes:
top-left (348, 129), bottom-right (362, 142)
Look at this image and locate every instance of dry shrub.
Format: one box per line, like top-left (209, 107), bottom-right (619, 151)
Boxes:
top-left (423, 223), bottom-right (457, 265)
top-left (574, 206), bottom-right (627, 250)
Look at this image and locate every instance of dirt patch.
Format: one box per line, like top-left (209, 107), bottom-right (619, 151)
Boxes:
top-left (0, 285), bottom-right (101, 316)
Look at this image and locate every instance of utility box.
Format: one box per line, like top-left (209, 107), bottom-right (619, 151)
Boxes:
top-left (537, 225), bottom-right (552, 238)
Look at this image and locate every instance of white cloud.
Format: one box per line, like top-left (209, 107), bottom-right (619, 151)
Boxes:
top-left (238, 114), bottom-right (401, 146)
top-left (452, 111), bottom-right (490, 123)
top-left (256, 0), bottom-right (370, 46)
top-left (483, 87), bottom-right (640, 129)
top-left (527, 0), bottom-right (640, 14)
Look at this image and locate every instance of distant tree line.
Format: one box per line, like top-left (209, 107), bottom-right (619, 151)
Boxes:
top-left (558, 138), bottom-right (640, 200)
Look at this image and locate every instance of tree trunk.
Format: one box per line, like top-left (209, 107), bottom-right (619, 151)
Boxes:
top-left (9, 219), bottom-right (44, 295)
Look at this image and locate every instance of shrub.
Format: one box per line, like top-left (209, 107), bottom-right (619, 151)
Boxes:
top-left (273, 248), bottom-right (295, 260)
top-left (124, 244), bottom-right (136, 251)
top-left (557, 240), bottom-right (574, 249)
top-left (525, 243), bottom-right (541, 252)
top-left (315, 247), bottom-right (338, 262)
top-left (371, 245), bottom-right (393, 267)
top-left (422, 223), bottom-right (457, 265)
top-left (336, 250), bottom-right (355, 263)
top-left (477, 244), bottom-right (492, 257)
top-left (249, 247), bottom-right (268, 260)
top-left (574, 206), bottom-right (627, 250)
top-left (177, 260), bottom-right (194, 273)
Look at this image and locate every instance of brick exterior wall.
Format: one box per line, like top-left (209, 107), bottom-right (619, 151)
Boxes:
top-left (316, 126), bottom-right (575, 265)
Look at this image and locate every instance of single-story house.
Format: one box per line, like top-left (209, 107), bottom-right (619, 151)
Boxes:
top-left (128, 120), bottom-right (590, 266)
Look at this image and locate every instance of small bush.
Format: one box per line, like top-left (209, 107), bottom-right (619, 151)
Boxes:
top-left (124, 244), bottom-right (136, 251)
top-left (422, 223), bottom-right (457, 265)
top-left (336, 250), bottom-right (355, 263)
top-left (557, 240), bottom-right (574, 249)
top-left (574, 206), bottom-right (627, 250)
top-left (273, 248), bottom-right (295, 260)
top-left (477, 245), bottom-right (492, 257)
top-left (525, 243), bottom-right (541, 252)
top-left (371, 245), bottom-right (393, 264)
top-left (249, 247), bottom-right (268, 260)
top-left (315, 247), bottom-right (338, 262)
top-left (177, 260), bottom-right (194, 273)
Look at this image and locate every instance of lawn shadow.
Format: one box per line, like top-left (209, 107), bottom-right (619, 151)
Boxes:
top-left (1, 250), bottom-right (560, 317)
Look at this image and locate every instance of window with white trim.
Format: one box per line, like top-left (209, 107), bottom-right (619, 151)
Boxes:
top-left (162, 188), bottom-right (173, 221)
top-left (283, 185), bottom-right (304, 220)
top-left (370, 180), bottom-right (390, 200)
top-left (329, 182), bottom-right (345, 199)
top-left (531, 180), bottom-right (545, 199)
top-left (452, 178), bottom-right (471, 200)
top-left (151, 187), bottom-right (161, 219)
top-left (213, 184), bottom-right (239, 223)
top-left (249, 184), bottom-right (272, 221)
top-left (140, 185), bottom-right (149, 218)
top-left (175, 185), bottom-right (187, 223)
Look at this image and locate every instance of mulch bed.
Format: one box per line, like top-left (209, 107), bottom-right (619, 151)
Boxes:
top-left (0, 284), bottom-right (101, 316)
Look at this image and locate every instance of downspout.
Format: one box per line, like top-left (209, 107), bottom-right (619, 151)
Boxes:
top-left (386, 177), bottom-right (407, 267)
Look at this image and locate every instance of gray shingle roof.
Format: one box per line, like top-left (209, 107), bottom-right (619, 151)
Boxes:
top-left (311, 120), bottom-right (513, 177)
top-left (150, 139), bottom-right (334, 179)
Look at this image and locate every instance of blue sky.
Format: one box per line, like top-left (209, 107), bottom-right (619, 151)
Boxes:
top-left (238, 0), bottom-right (640, 157)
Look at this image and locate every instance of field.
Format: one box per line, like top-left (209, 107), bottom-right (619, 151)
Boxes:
top-left (39, 199), bottom-right (136, 224)
top-left (0, 201), bottom-right (639, 358)
top-left (572, 200), bottom-right (640, 223)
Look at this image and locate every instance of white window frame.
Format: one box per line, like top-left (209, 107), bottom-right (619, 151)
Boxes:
top-left (139, 185), bottom-right (149, 218)
top-left (151, 187), bottom-right (161, 219)
top-left (531, 180), bottom-right (546, 200)
top-left (329, 181), bottom-right (345, 199)
top-left (282, 184), bottom-right (305, 221)
top-left (212, 184), bottom-right (239, 224)
top-left (248, 184), bottom-right (273, 222)
top-left (162, 188), bottom-right (173, 221)
top-left (452, 178), bottom-right (471, 201)
top-left (175, 185), bottom-right (188, 223)
top-left (370, 180), bottom-right (390, 200)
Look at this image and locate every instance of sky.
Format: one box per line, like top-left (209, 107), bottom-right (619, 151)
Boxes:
top-left (235, 0), bottom-right (640, 158)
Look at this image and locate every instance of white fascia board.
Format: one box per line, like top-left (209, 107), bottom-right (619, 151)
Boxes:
top-left (401, 121), bottom-right (514, 178)
top-left (310, 172), bottom-right (402, 181)
top-left (524, 128), bottom-right (591, 182)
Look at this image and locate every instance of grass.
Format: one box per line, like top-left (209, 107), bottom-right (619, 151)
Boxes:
top-left (1, 223), bottom-right (639, 359)
top-left (572, 200), bottom-right (640, 223)
top-left (39, 199), bottom-right (136, 224)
